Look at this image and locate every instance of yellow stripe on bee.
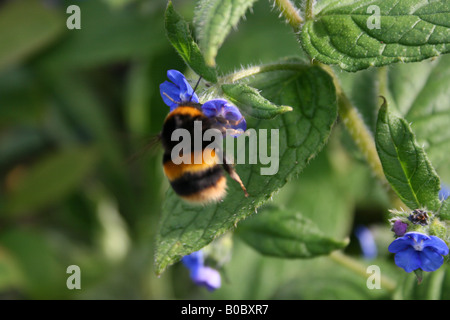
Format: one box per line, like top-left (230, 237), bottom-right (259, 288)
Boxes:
top-left (163, 148), bottom-right (219, 181)
top-left (181, 176), bottom-right (227, 203)
top-left (165, 106), bottom-right (204, 120)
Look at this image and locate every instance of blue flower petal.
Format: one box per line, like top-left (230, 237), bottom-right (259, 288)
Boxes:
top-left (160, 70), bottom-right (199, 109)
top-left (439, 184), bottom-right (450, 201)
top-left (167, 70), bottom-right (188, 90)
top-left (160, 81), bottom-right (181, 110)
top-left (182, 251), bottom-right (204, 270)
top-left (388, 236), bottom-right (415, 253)
top-left (394, 247), bottom-right (421, 273)
top-left (420, 247), bottom-right (445, 272)
top-left (424, 236), bottom-right (449, 256)
top-left (166, 70), bottom-right (199, 104)
top-left (222, 103), bottom-right (242, 122)
top-left (404, 232), bottom-right (430, 243)
top-left (201, 99), bottom-right (221, 118)
top-left (191, 266), bottom-right (221, 291)
top-left (201, 99), bottom-right (246, 134)
top-left (355, 225), bottom-right (377, 259)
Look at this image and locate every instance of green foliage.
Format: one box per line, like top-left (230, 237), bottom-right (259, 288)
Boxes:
top-left (301, 0), bottom-right (450, 71)
top-left (2, 147), bottom-right (98, 217)
top-left (154, 64), bottom-right (337, 274)
top-left (0, 0), bottom-right (449, 300)
top-left (438, 199), bottom-right (450, 221)
top-left (165, 1), bottom-right (217, 82)
top-left (0, 0), bottom-right (64, 72)
top-left (194, 0), bottom-right (258, 66)
top-left (221, 83), bottom-right (293, 119)
top-left (375, 99), bottom-right (441, 211)
top-left (237, 205), bottom-right (349, 258)
top-left (385, 55), bottom-right (450, 182)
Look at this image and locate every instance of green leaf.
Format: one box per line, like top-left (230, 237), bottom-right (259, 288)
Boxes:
top-left (3, 147), bottom-right (98, 216)
top-left (194, 0), bottom-right (258, 67)
top-left (165, 1), bottom-right (217, 82)
top-left (0, 245), bottom-right (24, 292)
top-left (212, 238), bottom-right (392, 300)
top-left (438, 198), bottom-right (450, 220)
top-left (0, 229), bottom-right (66, 299)
top-left (273, 143), bottom-right (370, 240)
top-left (0, 68), bottom-right (47, 127)
top-left (0, 0), bottom-right (64, 72)
top-left (385, 55), bottom-right (450, 183)
top-left (237, 205), bottom-right (348, 258)
top-left (154, 64), bottom-right (337, 275)
top-left (375, 99), bottom-right (441, 211)
top-left (221, 83), bottom-right (293, 119)
top-left (301, 0), bottom-right (450, 72)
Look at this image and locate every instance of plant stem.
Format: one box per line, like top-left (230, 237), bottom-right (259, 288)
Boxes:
top-left (273, 0), bottom-right (303, 30)
top-left (223, 62), bottom-right (307, 83)
top-left (377, 66), bottom-right (388, 99)
top-left (305, 0), bottom-right (314, 20)
top-left (329, 251), bottom-right (397, 292)
top-left (320, 64), bottom-right (387, 184)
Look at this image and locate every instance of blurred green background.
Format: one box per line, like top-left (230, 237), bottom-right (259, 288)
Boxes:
top-left (1, 0), bottom-right (449, 300)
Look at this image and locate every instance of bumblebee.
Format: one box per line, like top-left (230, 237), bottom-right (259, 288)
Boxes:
top-left (159, 99), bottom-right (248, 204)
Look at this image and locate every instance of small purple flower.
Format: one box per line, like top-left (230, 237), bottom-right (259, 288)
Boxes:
top-left (388, 232), bottom-right (449, 273)
top-left (201, 99), bottom-right (247, 134)
top-left (160, 70), bottom-right (199, 111)
top-left (181, 251), bottom-right (221, 291)
top-left (439, 184), bottom-right (450, 201)
top-left (354, 225), bottom-right (377, 260)
top-left (392, 220), bottom-right (408, 237)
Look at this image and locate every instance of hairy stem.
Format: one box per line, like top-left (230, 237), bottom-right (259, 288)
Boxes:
top-left (222, 62), bottom-right (308, 83)
top-left (330, 251), bottom-right (397, 292)
top-left (305, 0), bottom-right (314, 20)
top-left (377, 66), bottom-right (388, 99)
top-left (273, 0), bottom-right (303, 30)
top-left (320, 65), bottom-right (386, 183)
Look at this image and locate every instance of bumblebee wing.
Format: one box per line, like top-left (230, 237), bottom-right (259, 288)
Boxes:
top-left (125, 133), bottom-right (161, 165)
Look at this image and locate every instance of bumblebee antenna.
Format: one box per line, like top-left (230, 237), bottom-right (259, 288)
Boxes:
top-left (189, 76), bottom-right (202, 102)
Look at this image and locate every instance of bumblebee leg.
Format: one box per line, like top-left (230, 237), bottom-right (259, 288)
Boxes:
top-left (223, 128), bottom-right (245, 136)
top-left (221, 155), bottom-right (249, 197)
top-left (227, 118), bottom-right (244, 126)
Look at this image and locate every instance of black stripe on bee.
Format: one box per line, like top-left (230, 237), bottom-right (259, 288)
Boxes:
top-left (169, 165), bottom-right (224, 196)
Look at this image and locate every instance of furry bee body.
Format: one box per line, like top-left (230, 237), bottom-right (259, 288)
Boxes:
top-left (160, 103), bottom-right (246, 204)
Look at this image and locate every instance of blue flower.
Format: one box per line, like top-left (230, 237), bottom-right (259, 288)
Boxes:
top-left (160, 70), bottom-right (199, 111)
top-left (439, 184), bottom-right (450, 201)
top-left (182, 250), bottom-right (204, 271)
top-left (190, 266), bottom-right (221, 291)
top-left (181, 251), bottom-right (221, 291)
top-left (355, 225), bottom-right (377, 260)
top-left (202, 99), bottom-right (247, 134)
top-left (159, 71), bottom-right (246, 136)
top-left (388, 232), bottom-right (449, 273)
